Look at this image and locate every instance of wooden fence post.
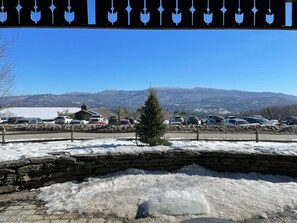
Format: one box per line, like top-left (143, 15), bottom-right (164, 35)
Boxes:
top-left (196, 128), bottom-right (199, 141)
top-left (256, 129), bottom-right (259, 143)
top-left (1, 127), bottom-right (5, 144)
top-left (135, 131), bottom-right (138, 146)
top-left (71, 125), bottom-right (74, 142)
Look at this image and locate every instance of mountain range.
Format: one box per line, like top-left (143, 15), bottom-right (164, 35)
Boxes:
top-left (1, 87), bottom-right (297, 114)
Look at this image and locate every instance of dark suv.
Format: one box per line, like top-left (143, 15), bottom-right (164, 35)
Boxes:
top-left (108, 116), bottom-right (118, 125)
top-left (17, 118), bottom-right (43, 124)
top-left (7, 116), bottom-right (24, 124)
top-left (279, 116), bottom-right (297, 125)
top-left (185, 116), bottom-right (199, 124)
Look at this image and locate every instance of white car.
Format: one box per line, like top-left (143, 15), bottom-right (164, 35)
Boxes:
top-left (0, 117), bottom-right (8, 123)
top-left (54, 116), bottom-right (72, 124)
top-left (89, 117), bottom-right (105, 124)
top-left (70, 119), bottom-right (88, 124)
top-left (224, 118), bottom-right (250, 126)
top-left (169, 116), bottom-right (184, 124)
top-left (89, 115), bottom-right (104, 124)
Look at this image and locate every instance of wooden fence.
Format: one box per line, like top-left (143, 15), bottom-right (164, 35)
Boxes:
top-left (1, 126), bottom-right (297, 144)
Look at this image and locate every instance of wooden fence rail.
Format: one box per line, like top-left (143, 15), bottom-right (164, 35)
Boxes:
top-left (1, 128), bottom-right (297, 144)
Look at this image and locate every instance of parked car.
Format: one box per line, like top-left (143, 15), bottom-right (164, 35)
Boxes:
top-left (108, 116), bottom-right (118, 125)
top-left (202, 115), bottom-right (214, 124)
top-left (203, 115), bottom-right (224, 125)
top-left (8, 116), bottom-right (25, 124)
top-left (163, 119), bottom-right (181, 125)
top-left (70, 119), bottom-right (88, 124)
top-left (185, 115), bottom-right (200, 124)
top-left (120, 119), bottom-right (131, 125)
top-left (206, 118), bottom-right (217, 125)
top-left (243, 117), bottom-right (270, 125)
top-left (125, 116), bottom-right (136, 124)
top-left (89, 119), bottom-right (106, 125)
top-left (89, 117), bottom-right (104, 124)
top-left (17, 118), bottom-right (43, 124)
top-left (269, 120), bottom-right (279, 125)
top-left (90, 115), bottom-right (102, 119)
top-left (0, 117), bottom-right (8, 125)
top-left (224, 116), bottom-right (237, 120)
top-left (169, 121), bottom-right (183, 125)
top-left (279, 116), bottom-right (297, 125)
top-left (170, 116), bottom-right (184, 124)
top-left (224, 118), bottom-right (250, 126)
top-left (89, 114), bottom-right (103, 121)
top-left (0, 117), bottom-right (8, 123)
top-left (54, 116), bottom-right (72, 124)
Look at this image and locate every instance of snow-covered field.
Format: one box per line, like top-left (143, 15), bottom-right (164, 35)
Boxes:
top-left (0, 107), bottom-right (80, 120)
top-left (2, 138), bottom-right (297, 222)
top-left (1, 138), bottom-right (297, 162)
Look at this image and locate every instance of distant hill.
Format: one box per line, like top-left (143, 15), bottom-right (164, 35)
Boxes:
top-left (1, 87), bottom-right (297, 114)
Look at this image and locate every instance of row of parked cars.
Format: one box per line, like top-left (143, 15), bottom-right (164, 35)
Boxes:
top-left (167, 115), bottom-right (297, 126)
top-left (2, 114), bottom-right (297, 126)
top-left (223, 115), bottom-right (297, 126)
top-left (0, 117), bottom-right (43, 124)
top-left (87, 115), bottom-right (137, 125)
top-left (166, 116), bottom-right (201, 125)
top-left (0, 115), bottom-right (138, 125)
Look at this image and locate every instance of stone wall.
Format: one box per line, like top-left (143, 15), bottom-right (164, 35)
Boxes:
top-left (3, 123), bottom-right (297, 134)
top-left (1, 150), bottom-right (297, 194)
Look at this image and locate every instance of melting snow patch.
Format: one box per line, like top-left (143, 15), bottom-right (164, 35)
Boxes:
top-left (136, 190), bottom-right (210, 218)
top-left (38, 165), bottom-right (297, 221)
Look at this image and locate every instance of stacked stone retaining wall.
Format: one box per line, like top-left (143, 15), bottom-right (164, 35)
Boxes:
top-left (3, 123), bottom-right (297, 134)
top-left (1, 150), bottom-right (297, 194)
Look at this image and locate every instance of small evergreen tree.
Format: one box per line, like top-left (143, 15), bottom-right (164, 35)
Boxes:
top-left (136, 88), bottom-right (170, 146)
top-left (266, 107), bottom-right (273, 120)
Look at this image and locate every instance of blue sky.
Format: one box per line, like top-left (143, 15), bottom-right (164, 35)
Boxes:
top-left (2, 28), bottom-right (297, 96)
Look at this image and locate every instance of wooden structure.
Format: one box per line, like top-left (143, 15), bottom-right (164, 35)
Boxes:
top-left (74, 105), bottom-right (99, 121)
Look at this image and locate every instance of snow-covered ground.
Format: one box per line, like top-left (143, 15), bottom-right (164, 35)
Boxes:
top-left (2, 138), bottom-right (297, 221)
top-left (1, 138), bottom-right (297, 162)
top-left (38, 165), bottom-right (297, 222)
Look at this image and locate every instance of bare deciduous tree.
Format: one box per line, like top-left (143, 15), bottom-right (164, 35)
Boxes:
top-left (0, 39), bottom-right (14, 98)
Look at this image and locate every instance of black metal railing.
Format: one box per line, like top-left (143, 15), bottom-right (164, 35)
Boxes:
top-left (0, 0), bottom-right (296, 29)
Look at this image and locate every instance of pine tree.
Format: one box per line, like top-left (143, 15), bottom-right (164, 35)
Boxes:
top-left (136, 88), bottom-right (170, 146)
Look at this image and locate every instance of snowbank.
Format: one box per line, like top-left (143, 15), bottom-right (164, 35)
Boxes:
top-left (1, 138), bottom-right (297, 162)
top-left (38, 165), bottom-right (297, 222)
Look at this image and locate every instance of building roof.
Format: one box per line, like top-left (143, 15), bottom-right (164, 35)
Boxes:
top-left (0, 107), bottom-right (81, 120)
top-left (74, 110), bottom-right (98, 116)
